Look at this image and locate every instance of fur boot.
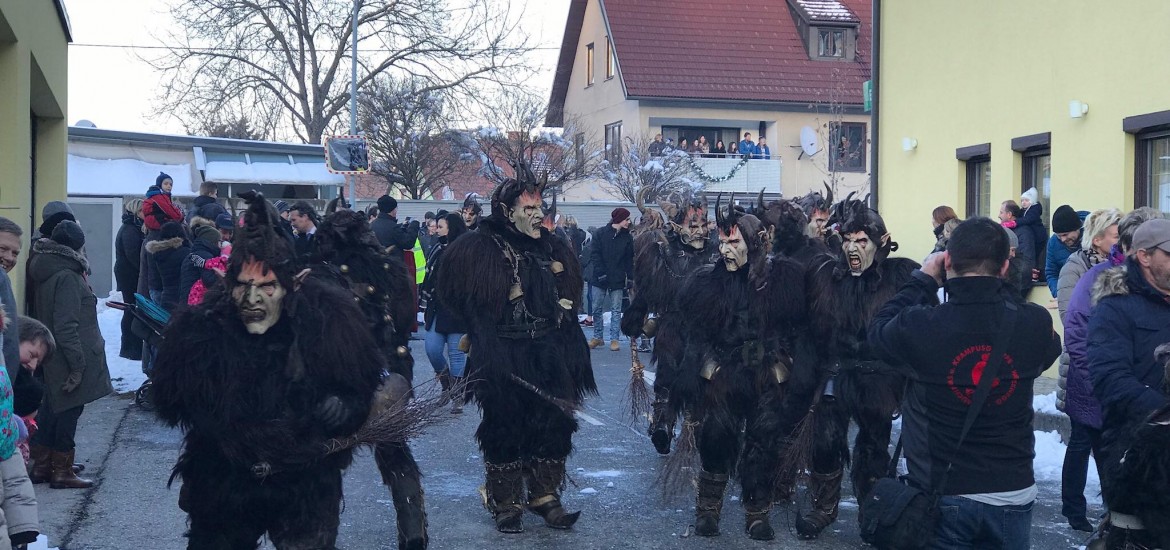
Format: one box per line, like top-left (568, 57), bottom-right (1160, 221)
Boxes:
top-left (648, 393), bottom-right (675, 455)
top-left (387, 471), bottom-right (428, 550)
top-left (795, 469), bottom-right (842, 539)
top-left (695, 470), bottom-right (728, 537)
top-left (525, 458), bottom-right (580, 529)
top-left (484, 461), bottom-right (524, 533)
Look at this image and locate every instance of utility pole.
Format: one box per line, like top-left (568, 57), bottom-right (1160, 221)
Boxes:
top-left (348, 0), bottom-right (358, 208)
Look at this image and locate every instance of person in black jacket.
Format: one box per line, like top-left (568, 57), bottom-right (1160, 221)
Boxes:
top-left (145, 221), bottom-right (191, 314)
top-left (115, 200), bottom-right (145, 360)
top-left (1001, 200), bottom-right (1036, 299)
top-left (185, 182), bottom-right (226, 225)
top-left (370, 195), bottom-right (419, 257)
top-left (868, 217), bottom-right (1060, 549)
top-left (181, 223), bottom-right (222, 304)
top-left (421, 212), bottom-right (469, 413)
top-left (288, 201), bottom-right (319, 262)
top-left (588, 208), bottom-right (633, 351)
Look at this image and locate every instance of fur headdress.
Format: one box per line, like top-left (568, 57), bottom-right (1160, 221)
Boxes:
top-left (226, 191), bottom-right (296, 289)
top-left (838, 197), bottom-right (898, 266)
top-left (714, 193), bottom-right (770, 285)
top-left (489, 162), bottom-right (547, 221)
top-left (796, 183), bottom-right (834, 218)
top-left (462, 192), bottom-right (483, 215)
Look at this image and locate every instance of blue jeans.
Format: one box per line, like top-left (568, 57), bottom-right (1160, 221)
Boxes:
top-left (424, 329), bottom-right (466, 378)
top-left (590, 286), bottom-right (623, 341)
top-left (1061, 420), bottom-right (1103, 521)
top-left (931, 496), bottom-right (1032, 550)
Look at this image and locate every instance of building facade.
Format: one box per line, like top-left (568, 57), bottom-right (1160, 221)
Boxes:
top-left (876, 0), bottom-right (1170, 261)
top-left (549, 0), bottom-right (874, 202)
top-left (0, 0), bottom-right (70, 299)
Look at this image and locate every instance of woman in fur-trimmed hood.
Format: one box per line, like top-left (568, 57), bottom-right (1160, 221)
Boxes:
top-left (146, 221), bottom-right (190, 313)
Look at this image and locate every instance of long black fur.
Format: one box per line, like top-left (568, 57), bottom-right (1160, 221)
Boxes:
top-left (153, 271), bottom-right (384, 547)
top-left (1103, 405), bottom-right (1170, 549)
top-left (437, 217), bottom-right (594, 466)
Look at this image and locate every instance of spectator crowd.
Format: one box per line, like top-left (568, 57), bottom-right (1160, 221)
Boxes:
top-left (647, 131), bottom-right (773, 160)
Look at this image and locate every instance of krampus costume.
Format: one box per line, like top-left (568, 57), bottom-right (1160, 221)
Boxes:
top-left (1099, 349), bottom-right (1170, 549)
top-left (313, 209), bottom-right (428, 549)
top-left (152, 192), bottom-right (384, 549)
top-left (620, 190), bottom-right (716, 455)
top-left (788, 200), bottom-right (920, 539)
top-left (671, 197), bottom-right (805, 540)
top-left (437, 168), bottom-right (595, 534)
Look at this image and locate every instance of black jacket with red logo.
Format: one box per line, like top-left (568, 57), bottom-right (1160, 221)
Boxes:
top-left (868, 272), bottom-right (1061, 495)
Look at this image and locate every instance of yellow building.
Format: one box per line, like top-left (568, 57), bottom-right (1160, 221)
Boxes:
top-left (876, 0), bottom-right (1170, 265)
top-left (0, 0), bottom-right (70, 300)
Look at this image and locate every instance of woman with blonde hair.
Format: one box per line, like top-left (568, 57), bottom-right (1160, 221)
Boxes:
top-left (930, 205), bottom-right (959, 252)
top-left (115, 198), bottom-right (145, 360)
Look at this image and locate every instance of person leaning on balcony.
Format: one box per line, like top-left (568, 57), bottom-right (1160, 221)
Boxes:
top-left (738, 132), bottom-right (757, 158)
top-left (698, 136), bottom-right (710, 156)
top-left (728, 141), bottom-right (739, 157)
top-left (648, 134), bottom-right (666, 157)
top-left (711, 140), bottom-right (726, 156)
top-left (756, 137), bottom-right (771, 160)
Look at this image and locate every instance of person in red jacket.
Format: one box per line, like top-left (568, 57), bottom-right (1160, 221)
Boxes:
top-left (142, 172), bottom-right (183, 231)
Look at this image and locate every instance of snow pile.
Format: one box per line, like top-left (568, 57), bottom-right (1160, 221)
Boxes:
top-left (97, 292), bottom-right (146, 395)
top-left (68, 155), bottom-right (196, 197)
top-left (1034, 430), bottom-right (1101, 504)
top-left (1033, 391), bottom-right (1061, 415)
top-left (29, 534), bottom-right (58, 550)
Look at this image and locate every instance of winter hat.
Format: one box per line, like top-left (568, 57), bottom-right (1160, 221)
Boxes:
top-left (160, 221), bottom-right (185, 241)
top-left (12, 372), bottom-right (43, 417)
top-left (215, 213), bottom-right (235, 231)
top-left (273, 200), bottom-right (290, 213)
top-left (1021, 187), bottom-right (1038, 205)
top-left (610, 208), bottom-right (631, 225)
top-left (1132, 218), bottom-right (1170, 253)
top-left (38, 201), bottom-right (76, 238)
top-left (192, 223), bottom-right (220, 248)
top-left (377, 195), bottom-right (397, 214)
top-left (51, 219), bottom-right (85, 251)
top-left (1051, 205), bottom-right (1082, 233)
top-left (1003, 225), bottom-right (1019, 250)
top-left (156, 172), bottom-right (173, 187)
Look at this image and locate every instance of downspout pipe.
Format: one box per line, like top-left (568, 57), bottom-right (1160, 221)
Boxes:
top-left (871, 0), bottom-right (881, 209)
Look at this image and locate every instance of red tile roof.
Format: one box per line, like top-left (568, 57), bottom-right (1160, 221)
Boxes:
top-left (548, 0), bottom-right (871, 125)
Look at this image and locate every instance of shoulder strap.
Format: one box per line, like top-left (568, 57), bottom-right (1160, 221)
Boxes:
top-left (886, 301), bottom-right (1020, 491)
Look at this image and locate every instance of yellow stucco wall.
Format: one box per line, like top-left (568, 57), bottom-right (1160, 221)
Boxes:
top-left (0, 0), bottom-right (69, 303)
top-left (877, 0), bottom-right (1170, 262)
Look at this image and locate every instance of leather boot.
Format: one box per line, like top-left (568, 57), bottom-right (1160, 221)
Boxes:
top-left (694, 470), bottom-right (728, 537)
top-left (387, 471), bottom-right (428, 550)
top-left (50, 449), bottom-right (94, 489)
top-left (744, 498), bottom-right (775, 541)
top-left (28, 444), bottom-right (51, 484)
top-left (483, 461), bottom-right (524, 533)
top-left (795, 469), bottom-right (842, 539)
top-left (648, 393), bottom-right (675, 455)
top-left (525, 458), bottom-right (580, 529)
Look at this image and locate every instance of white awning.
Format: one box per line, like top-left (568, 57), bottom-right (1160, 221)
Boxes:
top-left (68, 155), bottom-right (197, 197)
top-left (204, 161), bottom-right (345, 186)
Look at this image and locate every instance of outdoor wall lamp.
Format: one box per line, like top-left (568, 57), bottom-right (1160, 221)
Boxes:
top-left (1069, 100), bottom-right (1089, 119)
top-left (902, 137), bottom-right (918, 151)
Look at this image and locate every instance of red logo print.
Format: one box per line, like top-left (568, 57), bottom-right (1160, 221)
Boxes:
top-left (948, 345), bottom-right (1019, 406)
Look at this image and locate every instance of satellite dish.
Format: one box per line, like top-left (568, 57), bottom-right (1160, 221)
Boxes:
top-left (799, 126), bottom-right (819, 159)
top-left (75, 119), bottom-right (97, 128)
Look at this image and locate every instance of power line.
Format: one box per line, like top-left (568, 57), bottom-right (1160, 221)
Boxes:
top-left (69, 42), bottom-right (562, 52)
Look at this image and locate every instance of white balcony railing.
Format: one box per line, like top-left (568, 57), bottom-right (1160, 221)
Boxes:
top-left (687, 156), bottom-right (782, 195)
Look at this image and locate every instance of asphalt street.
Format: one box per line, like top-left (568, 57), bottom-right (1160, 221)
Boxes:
top-left (37, 333), bottom-right (1095, 549)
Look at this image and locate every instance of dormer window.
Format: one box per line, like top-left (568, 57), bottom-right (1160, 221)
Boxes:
top-left (787, 0), bottom-right (860, 61)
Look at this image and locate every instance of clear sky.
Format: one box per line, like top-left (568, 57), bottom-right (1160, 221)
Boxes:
top-left (63, 0), bottom-right (570, 136)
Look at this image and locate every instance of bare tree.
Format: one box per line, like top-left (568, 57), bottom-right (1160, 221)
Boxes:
top-left (358, 77), bottom-right (467, 199)
top-left (186, 114), bottom-right (269, 141)
top-left (469, 88), bottom-right (601, 194)
top-left (599, 134), bottom-right (697, 203)
top-left (150, 0), bottom-right (533, 144)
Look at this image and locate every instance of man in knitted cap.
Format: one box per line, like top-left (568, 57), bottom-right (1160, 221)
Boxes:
top-left (1045, 204), bottom-right (1086, 297)
top-left (588, 207), bottom-right (633, 351)
top-left (37, 201), bottom-right (75, 239)
top-left (152, 191), bottom-right (388, 549)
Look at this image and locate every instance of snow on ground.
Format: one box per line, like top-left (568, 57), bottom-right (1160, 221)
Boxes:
top-left (97, 292), bottom-right (146, 395)
top-left (1035, 430), bottom-right (1102, 504)
top-left (1034, 391), bottom-right (1061, 415)
top-left (29, 534), bottom-right (58, 550)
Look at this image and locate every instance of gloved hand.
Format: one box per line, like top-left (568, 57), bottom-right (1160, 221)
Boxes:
top-left (188, 254), bottom-right (206, 269)
top-left (61, 370), bottom-right (83, 393)
top-left (315, 395), bottom-right (348, 431)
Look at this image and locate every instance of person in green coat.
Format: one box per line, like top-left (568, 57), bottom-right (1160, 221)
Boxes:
top-left (25, 220), bottom-right (112, 489)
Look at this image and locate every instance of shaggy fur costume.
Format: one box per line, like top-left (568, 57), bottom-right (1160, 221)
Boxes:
top-left (152, 273), bottom-right (383, 549)
top-left (314, 209), bottom-right (428, 549)
top-left (784, 203), bottom-right (920, 537)
top-left (670, 209), bottom-right (806, 539)
top-left (621, 224), bottom-right (716, 452)
top-left (1103, 405), bottom-right (1170, 549)
top-left (437, 213), bottom-right (595, 529)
